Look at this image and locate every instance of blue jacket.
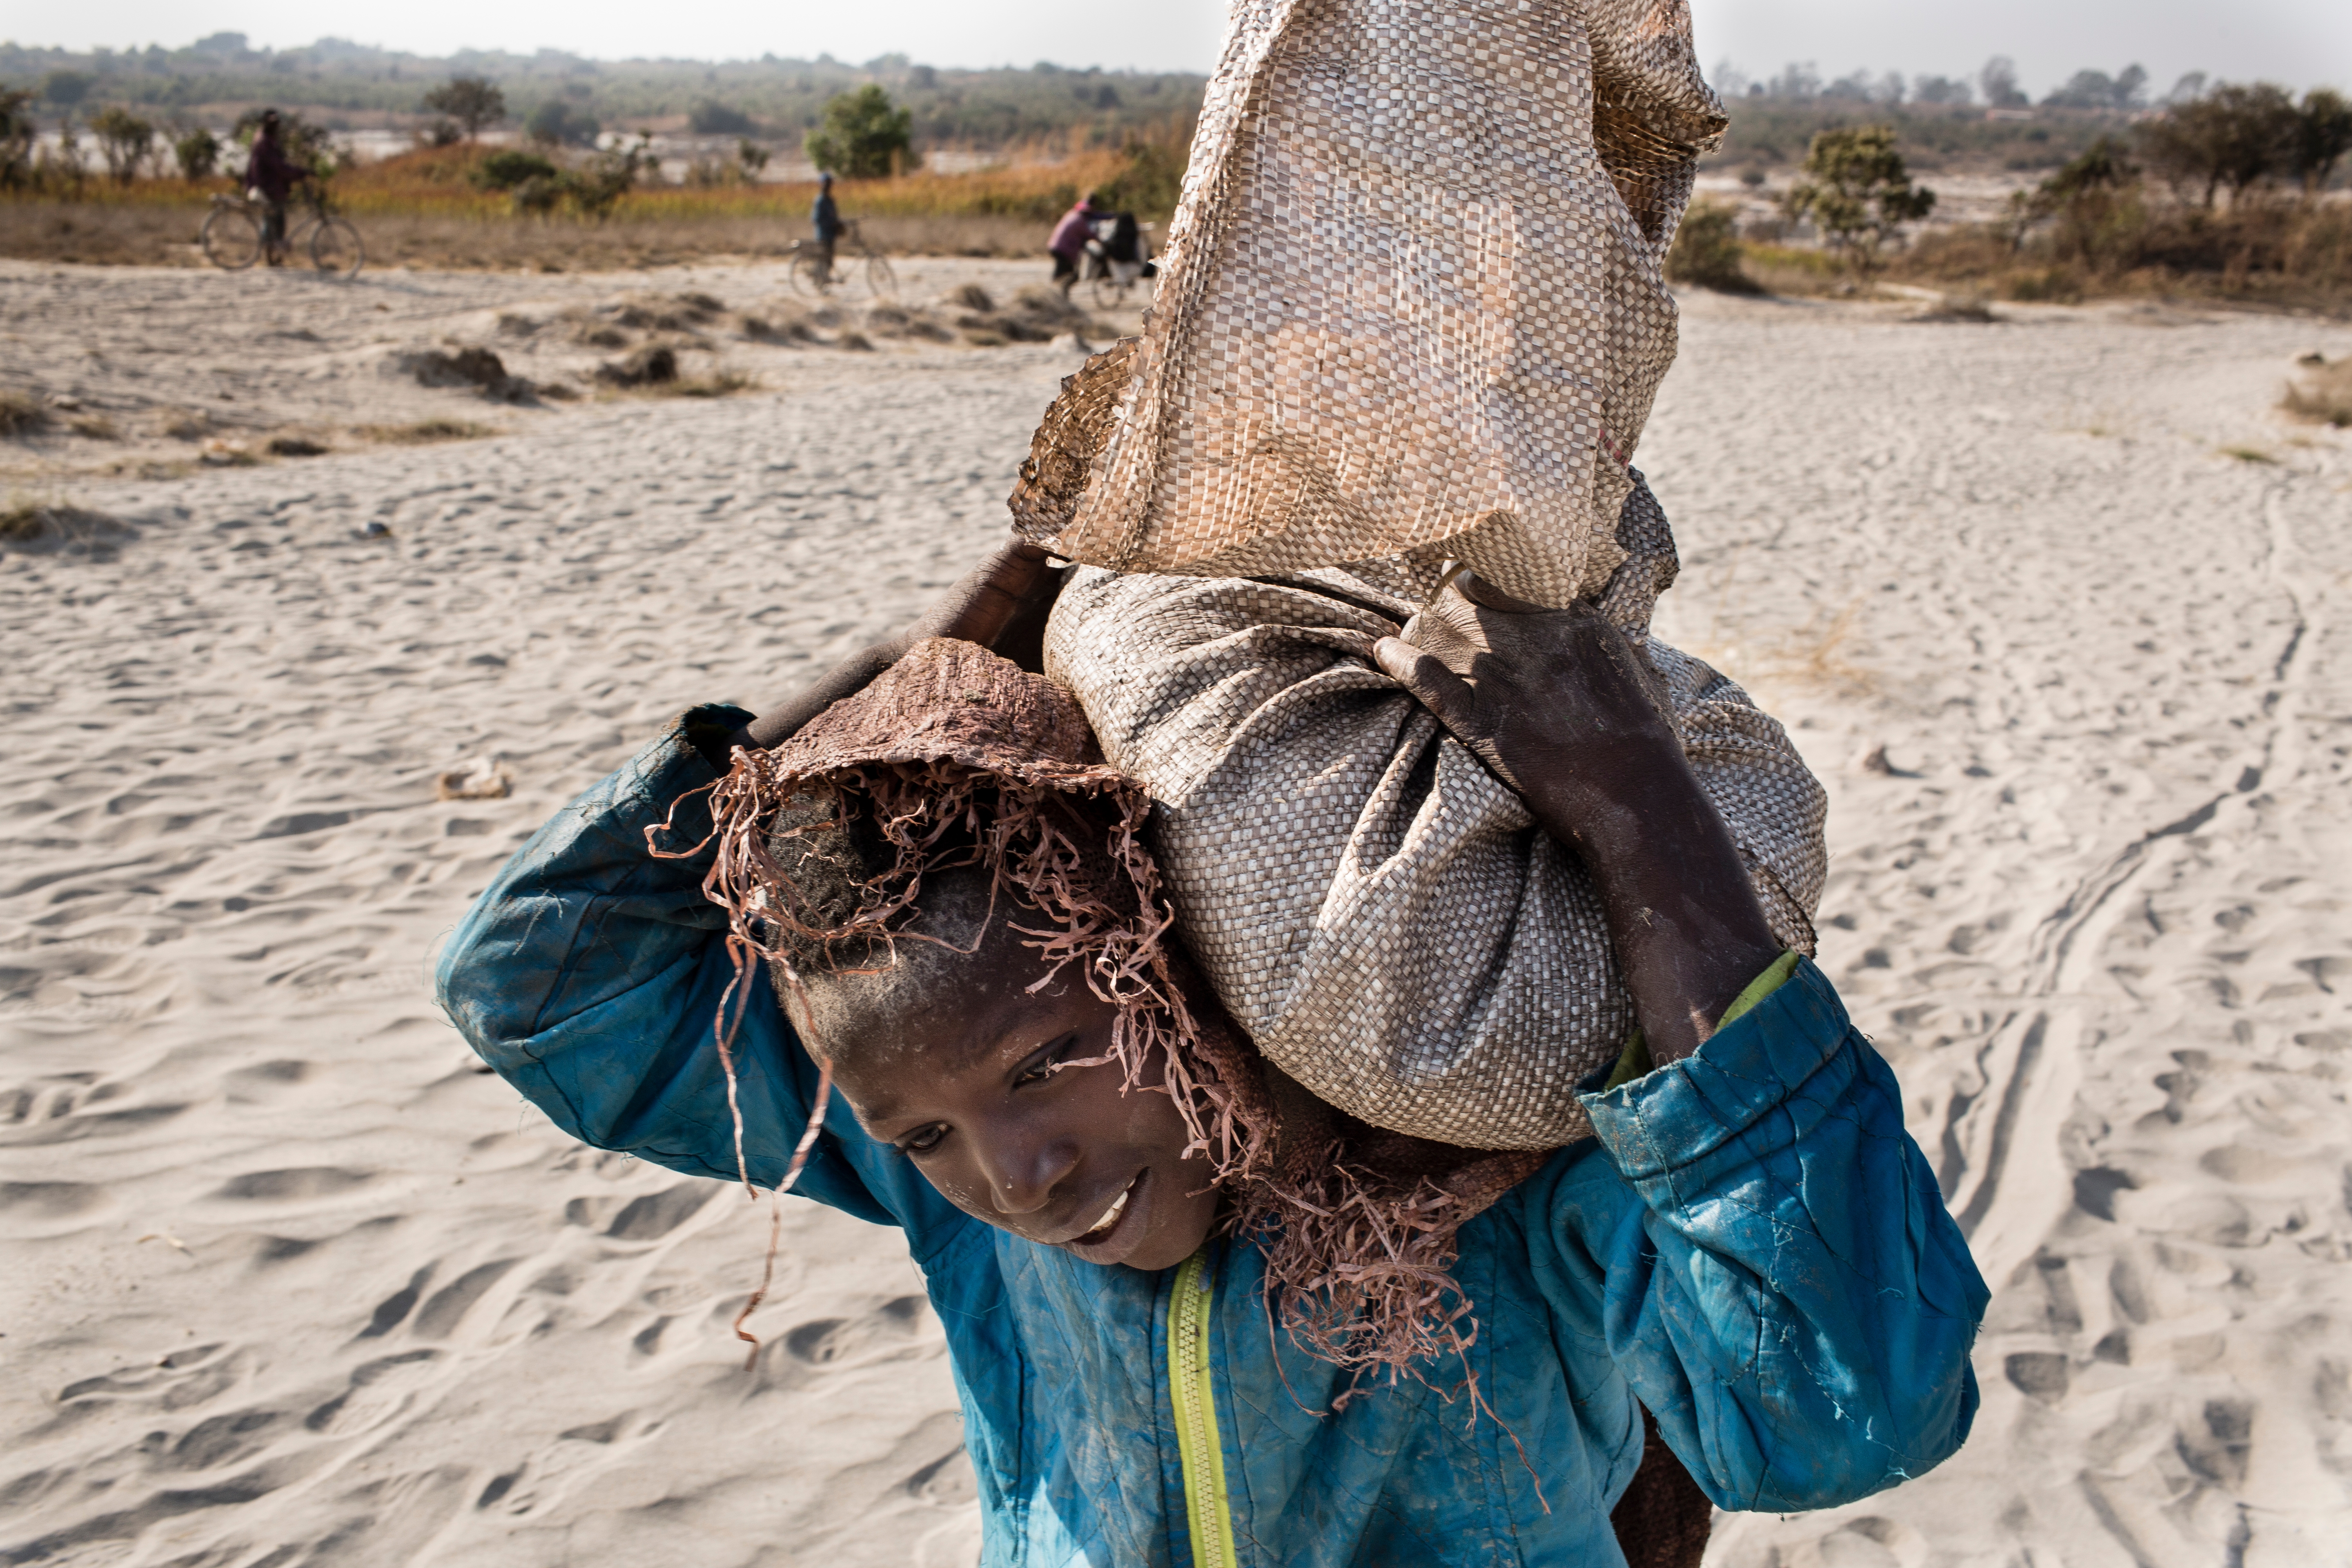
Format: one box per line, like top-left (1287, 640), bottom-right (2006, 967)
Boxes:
top-left (436, 711), bottom-right (1988, 1568)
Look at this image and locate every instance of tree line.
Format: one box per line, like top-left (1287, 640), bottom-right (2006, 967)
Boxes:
top-left (1717, 56), bottom-right (2213, 114)
top-left (0, 37), bottom-right (1204, 151)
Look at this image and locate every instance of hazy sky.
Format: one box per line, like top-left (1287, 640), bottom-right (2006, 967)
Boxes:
top-left (11, 0), bottom-right (2348, 96)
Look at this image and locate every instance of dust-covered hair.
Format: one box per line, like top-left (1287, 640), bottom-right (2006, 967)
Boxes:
top-left (654, 638), bottom-right (1545, 1405)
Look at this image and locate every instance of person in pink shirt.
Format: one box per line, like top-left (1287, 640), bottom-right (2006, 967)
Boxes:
top-left (1047, 191), bottom-right (1100, 296)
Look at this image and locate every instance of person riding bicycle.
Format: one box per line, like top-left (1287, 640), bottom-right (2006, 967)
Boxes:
top-left (244, 110), bottom-right (310, 268)
top-left (811, 172), bottom-right (844, 286)
top-left (1047, 191), bottom-right (1101, 297)
top-left (1087, 208), bottom-right (1156, 290)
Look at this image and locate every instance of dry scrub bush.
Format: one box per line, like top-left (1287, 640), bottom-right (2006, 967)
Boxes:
top-left (0, 499), bottom-right (127, 553)
top-left (1893, 179), bottom-right (2352, 310)
top-left (1664, 203), bottom-right (1758, 294)
top-left (950, 285), bottom-right (1105, 345)
top-left (1736, 241), bottom-right (1845, 296)
top-left (356, 419), bottom-right (499, 444)
top-left (651, 370), bottom-right (760, 397)
top-left (0, 390), bottom-right (49, 436)
top-left (2283, 359), bottom-right (2352, 427)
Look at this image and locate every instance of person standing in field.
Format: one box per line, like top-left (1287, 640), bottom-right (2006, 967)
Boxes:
top-left (810, 172), bottom-right (844, 286)
top-left (244, 110), bottom-right (308, 268)
top-left (1047, 190), bottom-right (1100, 297)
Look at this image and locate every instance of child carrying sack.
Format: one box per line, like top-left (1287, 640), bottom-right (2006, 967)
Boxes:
top-left (1042, 478), bottom-right (1827, 1152)
top-left (1009, 0), bottom-right (1728, 609)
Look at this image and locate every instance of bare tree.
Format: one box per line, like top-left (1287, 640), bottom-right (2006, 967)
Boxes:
top-left (1979, 57), bottom-right (2029, 109)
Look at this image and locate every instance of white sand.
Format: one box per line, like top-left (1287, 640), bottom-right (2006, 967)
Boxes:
top-left (2, 261), bottom-right (2348, 1566)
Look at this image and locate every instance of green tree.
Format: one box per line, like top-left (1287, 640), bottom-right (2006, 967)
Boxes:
top-left (2027, 136), bottom-right (2144, 269)
top-left (2291, 87), bottom-right (2352, 196)
top-left (805, 85), bottom-right (918, 178)
top-left (39, 113), bottom-right (86, 198)
top-left (525, 99), bottom-right (600, 147)
top-left (563, 134), bottom-right (653, 219)
top-left (421, 76), bottom-right (506, 142)
top-left (688, 100), bottom-right (755, 136)
top-left (173, 126), bottom-right (221, 180)
top-left (0, 89), bottom-right (36, 191)
top-left (1782, 125), bottom-right (1936, 274)
top-left (41, 71), bottom-right (92, 107)
top-left (2141, 82), bottom-right (2297, 207)
top-left (89, 106), bottom-right (156, 185)
top-left (469, 148), bottom-right (559, 190)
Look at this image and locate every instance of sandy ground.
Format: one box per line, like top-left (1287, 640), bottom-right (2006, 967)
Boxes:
top-left (2, 258), bottom-right (2348, 1567)
top-left (0, 254), bottom-right (1134, 484)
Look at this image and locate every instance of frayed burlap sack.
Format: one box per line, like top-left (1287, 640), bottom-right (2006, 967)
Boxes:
top-left (1044, 477), bottom-right (1826, 1150)
top-left (1009, 0), bottom-right (1727, 608)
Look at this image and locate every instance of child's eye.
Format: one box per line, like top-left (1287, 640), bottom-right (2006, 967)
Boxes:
top-left (902, 1124), bottom-right (948, 1155)
top-left (1014, 1033), bottom-right (1081, 1088)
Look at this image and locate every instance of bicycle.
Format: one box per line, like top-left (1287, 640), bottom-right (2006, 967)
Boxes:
top-left (785, 220), bottom-right (896, 298)
top-left (1085, 214), bottom-right (1158, 311)
top-left (202, 185), bottom-right (365, 279)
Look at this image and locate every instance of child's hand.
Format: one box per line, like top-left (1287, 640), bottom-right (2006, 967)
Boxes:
top-left (1372, 575), bottom-right (1681, 841)
top-left (738, 539), bottom-right (1065, 750)
top-left (1373, 574), bottom-right (1782, 1066)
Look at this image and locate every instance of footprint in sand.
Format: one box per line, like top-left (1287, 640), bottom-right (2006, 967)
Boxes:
top-left (0, 1179), bottom-right (115, 1238)
top-left (303, 1349), bottom-right (445, 1438)
top-left (210, 1167), bottom-right (374, 1204)
top-left (904, 1445), bottom-right (978, 1508)
top-left (781, 1295), bottom-right (933, 1368)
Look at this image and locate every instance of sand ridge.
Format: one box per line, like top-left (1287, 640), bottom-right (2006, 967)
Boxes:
top-left (2, 262), bottom-right (2350, 1564)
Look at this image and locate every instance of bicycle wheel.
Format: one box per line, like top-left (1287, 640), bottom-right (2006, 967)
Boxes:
top-left (786, 251), bottom-right (831, 297)
top-left (862, 251), bottom-right (897, 299)
top-left (310, 218), bottom-right (364, 279)
top-left (200, 205), bottom-right (263, 270)
top-left (1089, 274), bottom-right (1127, 312)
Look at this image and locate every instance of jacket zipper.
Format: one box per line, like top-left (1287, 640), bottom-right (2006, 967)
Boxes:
top-left (1169, 1249), bottom-right (1239, 1568)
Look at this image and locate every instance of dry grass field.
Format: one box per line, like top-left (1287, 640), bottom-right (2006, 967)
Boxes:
top-left (0, 141), bottom-right (1164, 269)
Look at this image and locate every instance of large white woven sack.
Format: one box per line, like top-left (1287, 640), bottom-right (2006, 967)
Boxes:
top-left (1043, 481), bottom-right (1825, 1150)
top-left (1010, 0), bottom-right (1728, 608)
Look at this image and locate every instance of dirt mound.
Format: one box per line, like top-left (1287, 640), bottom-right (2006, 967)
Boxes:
top-left (593, 346), bottom-right (678, 387)
top-left (399, 348), bottom-right (535, 403)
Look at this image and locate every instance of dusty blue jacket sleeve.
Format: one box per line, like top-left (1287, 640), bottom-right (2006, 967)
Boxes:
top-left (1535, 958), bottom-right (1988, 1513)
top-left (432, 709), bottom-right (956, 1237)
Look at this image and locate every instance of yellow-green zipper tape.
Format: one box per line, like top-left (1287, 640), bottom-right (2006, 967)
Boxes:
top-left (1169, 1249), bottom-right (1239, 1568)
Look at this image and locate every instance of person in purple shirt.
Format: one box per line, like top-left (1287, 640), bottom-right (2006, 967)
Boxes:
top-left (243, 109), bottom-right (309, 267)
top-left (1048, 191), bottom-right (1101, 296)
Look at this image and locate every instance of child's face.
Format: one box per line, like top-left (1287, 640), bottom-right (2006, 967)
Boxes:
top-left (793, 931), bottom-right (1225, 1272)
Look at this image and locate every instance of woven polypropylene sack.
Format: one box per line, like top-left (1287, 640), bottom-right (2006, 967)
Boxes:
top-left (1009, 0), bottom-right (1726, 608)
top-left (1042, 480), bottom-right (1825, 1150)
